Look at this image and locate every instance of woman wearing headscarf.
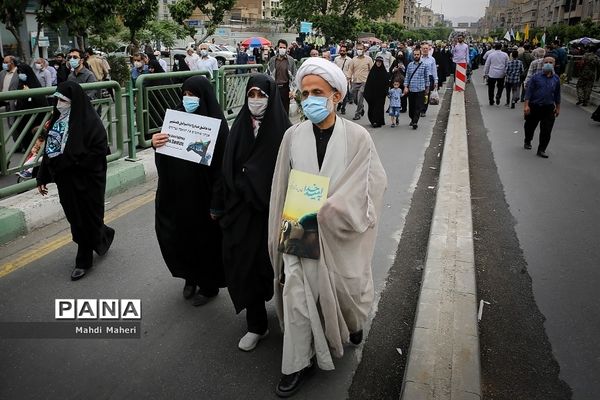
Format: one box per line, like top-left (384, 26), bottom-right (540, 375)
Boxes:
top-left (14, 64), bottom-right (48, 152)
top-left (36, 81), bottom-right (115, 280)
top-left (151, 76), bottom-right (229, 306)
top-left (363, 56), bottom-right (389, 128)
top-left (221, 74), bottom-right (291, 351)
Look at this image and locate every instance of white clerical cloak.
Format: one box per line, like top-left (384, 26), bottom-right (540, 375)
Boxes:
top-left (268, 117), bottom-right (387, 358)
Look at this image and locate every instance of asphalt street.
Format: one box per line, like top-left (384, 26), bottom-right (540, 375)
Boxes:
top-left (0, 97), bottom-right (443, 400)
top-left (470, 69), bottom-right (600, 400)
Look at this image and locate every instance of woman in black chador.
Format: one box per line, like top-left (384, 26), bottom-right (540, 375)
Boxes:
top-left (364, 56), bottom-right (390, 128)
top-left (36, 81), bottom-right (115, 281)
top-left (151, 76), bottom-right (229, 306)
top-left (221, 74), bottom-right (290, 351)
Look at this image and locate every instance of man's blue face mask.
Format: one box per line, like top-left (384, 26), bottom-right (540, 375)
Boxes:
top-left (301, 94), bottom-right (334, 125)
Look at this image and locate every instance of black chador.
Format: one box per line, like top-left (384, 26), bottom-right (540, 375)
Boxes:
top-left (154, 76), bottom-right (229, 301)
top-left (221, 74), bottom-right (291, 334)
top-left (37, 81), bottom-right (114, 279)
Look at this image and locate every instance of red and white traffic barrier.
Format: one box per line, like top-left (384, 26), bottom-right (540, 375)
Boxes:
top-left (455, 62), bottom-right (467, 91)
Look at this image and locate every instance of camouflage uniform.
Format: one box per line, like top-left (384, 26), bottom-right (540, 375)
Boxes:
top-left (577, 52), bottom-right (600, 105)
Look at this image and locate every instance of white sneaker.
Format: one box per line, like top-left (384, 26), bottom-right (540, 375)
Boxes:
top-left (238, 330), bottom-right (269, 352)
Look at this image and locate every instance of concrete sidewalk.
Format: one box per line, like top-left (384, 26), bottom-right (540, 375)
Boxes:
top-left (0, 150), bottom-right (157, 245)
top-left (401, 90), bottom-right (481, 399)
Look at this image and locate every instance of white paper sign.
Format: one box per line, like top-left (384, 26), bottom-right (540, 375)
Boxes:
top-left (156, 109), bottom-right (221, 166)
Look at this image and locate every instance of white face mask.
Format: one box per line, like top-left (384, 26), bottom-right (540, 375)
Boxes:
top-left (134, 61), bottom-right (143, 69)
top-left (56, 99), bottom-right (71, 114)
top-left (34, 63), bottom-right (42, 70)
top-left (356, 49), bottom-right (364, 56)
top-left (278, 48), bottom-right (287, 56)
top-left (200, 50), bottom-right (208, 57)
top-left (248, 97), bottom-right (268, 118)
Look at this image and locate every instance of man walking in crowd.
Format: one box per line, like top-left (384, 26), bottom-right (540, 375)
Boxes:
top-left (267, 39), bottom-right (298, 115)
top-left (419, 42), bottom-right (438, 117)
top-left (504, 50), bottom-right (524, 109)
top-left (404, 48), bottom-right (430, 130)
top-left (154, 51), bottom-right (168, 72)
top-left (576, 50), bottom-right (600, 107)
top-left (130, 52), bottom-right (148, 84)
top-left (551, 40), bottom-right (568, 75)
top-left (67, 49), bottom-right (98, 100)
top-left (518, 44), bottom-right (534, 102)
top-left (236, 45), bottom-right (249, 74)
top-left (523, 56), bottom-right (561, 159)
top-left (524, 47), bottom-right (546, 92)
top-left (334, 44), bottom-right (352, 115)
top-left (85, 48), bottom-right (108, 82)
top-left (347, 42), bottom-right (373, 121)
top-left (197, 43), bottom-right (219, 78)
top-left (484, 43), bottom-right (509, 105)
top-left (0, 55), bottom-right (20, 127)
top-left (268, 56), bottom-right (387, 398)
top-left (52, 53), bottom-right (70, 84)
top-left (452, 35), bottom-right (469, 66)
top-left (376, 42), bottom-right (394, 71)
top-left (34, 58), bottom-right (53, 87)
top-left (185, 47), bottom-right (200, 71)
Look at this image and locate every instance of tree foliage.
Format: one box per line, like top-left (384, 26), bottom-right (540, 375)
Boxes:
top-left (117, 0), bottom-right (159, 50)
top-left (169, 0), bottom-right (236, 42)
top-left (138, 20), bottom-right (190, 49)
top-left (279, 0), bottom-right (399, 41)
top-left (0, 0), bottom-right (28, 59)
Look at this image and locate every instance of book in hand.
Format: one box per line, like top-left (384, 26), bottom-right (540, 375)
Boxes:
top-left (278, 169), bottom-right (330, 260)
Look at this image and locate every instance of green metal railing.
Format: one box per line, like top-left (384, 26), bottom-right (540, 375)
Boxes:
top-left (1, 65), bottom-right (270, 198)
top-left (0, 81), bottom-right (123, 198)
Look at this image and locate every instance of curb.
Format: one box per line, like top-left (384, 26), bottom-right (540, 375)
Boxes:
top-left (400, 91), bottom-right (481, 399)
top-left (0, 149), bottom-right (157, 246)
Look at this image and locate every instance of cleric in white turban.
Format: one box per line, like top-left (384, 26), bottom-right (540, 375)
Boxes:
top-left (268, 51), bottom-right (388, 397)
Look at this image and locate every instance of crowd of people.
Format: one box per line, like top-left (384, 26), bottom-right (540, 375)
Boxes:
top-left (0, 30), bottom-right (594, 398)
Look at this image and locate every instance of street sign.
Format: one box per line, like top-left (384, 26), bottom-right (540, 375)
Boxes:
top-left (300, 21), bottom-right (313, 34)
top-left (187, 20), bottom-right (199, 27)
top-left (215, 28), bottom-right (230, 36)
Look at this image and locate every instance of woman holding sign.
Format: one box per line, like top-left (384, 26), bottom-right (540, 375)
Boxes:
top-left (151, 76), bottom-right (229, 306)
top-left (221, 74), bottom-right (291, 351)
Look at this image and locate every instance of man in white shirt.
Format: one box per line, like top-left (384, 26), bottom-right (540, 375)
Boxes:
top-left (420, 43), bottom-right (438, 117)
top-left (483, 43), bottom-right (509, 105)
top-left (375, 42), bottom-right (394, 71)
top-left (452, 35), bottom-right (469, 64)
top-left (154, 51), bottom-right (168, 72)
top-left (333, 44), bottom-right (351, 114)
top-left (196, 43), bottom-right (219, 78)
top-left (185, 48), bottom-right (200, 71)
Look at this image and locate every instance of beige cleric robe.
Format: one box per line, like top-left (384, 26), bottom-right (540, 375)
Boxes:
top-left (268, 116), bottom-right (388, 367)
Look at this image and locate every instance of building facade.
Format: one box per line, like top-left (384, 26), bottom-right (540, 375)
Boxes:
top-left (480, 0), bottom-right (600, 35)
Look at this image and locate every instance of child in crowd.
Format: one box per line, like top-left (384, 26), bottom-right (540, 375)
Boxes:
top-left (388, 80), bottom-right (403, 127)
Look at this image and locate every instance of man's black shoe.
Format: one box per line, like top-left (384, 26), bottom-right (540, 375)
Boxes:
top-left (524, 143), bottom-right (532, 150)
top-left (340, 108), bottom-right (346, 115)
top-left (350, 329), bottom-right (363, 345)
top-left (489, 100), bottom-right (494, 106)
top-left (511, 103), bottom-right (515, 109)
top-left (183, 281), bottom-right (196, 299)
top-left (495, 98), bottom-right (500, 105)
top-left (353, 115), bottom-right (361, 120)
top-left (537, 151), bottom-right (549, 158)
top-left (275, 361), bottom-right (316, 398)
top-left (192, 291), bottom-right (218, 306)
top-left (71, 267), bottom-right (87, 281)
top-left (576, 100), bottom-right (583, 105)
top-left (412, 124), bottom-right (418, 130)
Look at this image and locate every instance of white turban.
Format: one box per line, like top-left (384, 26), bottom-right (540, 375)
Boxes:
top-left (295, 57), bottom-right (348, 98)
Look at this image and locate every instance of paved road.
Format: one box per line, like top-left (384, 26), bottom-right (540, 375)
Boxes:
top-left (0, 100), bottom-right (443, 400)
top-left (471, 69), bottom-right (600, 399)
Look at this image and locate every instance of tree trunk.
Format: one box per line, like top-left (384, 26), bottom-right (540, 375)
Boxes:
top-left (6, 25), bottom-right (26, 61)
